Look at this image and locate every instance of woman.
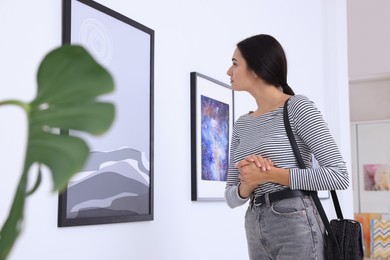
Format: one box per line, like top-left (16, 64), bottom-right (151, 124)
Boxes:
top-left (224, 34), bottom-right (349, 259)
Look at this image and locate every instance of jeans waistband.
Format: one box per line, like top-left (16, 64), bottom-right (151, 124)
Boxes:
top-left (251, 190), bottom-right (313, 207)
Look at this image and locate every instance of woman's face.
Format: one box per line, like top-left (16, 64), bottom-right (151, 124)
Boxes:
top-left (227, 48), bottom-right (256, 91)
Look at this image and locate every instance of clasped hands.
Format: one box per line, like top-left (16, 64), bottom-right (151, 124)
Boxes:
top-left (235, 154), bottom-right (274, 188)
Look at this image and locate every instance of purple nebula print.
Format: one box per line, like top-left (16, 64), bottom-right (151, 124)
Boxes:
top-left (200, 95), bottom-right (229, 181)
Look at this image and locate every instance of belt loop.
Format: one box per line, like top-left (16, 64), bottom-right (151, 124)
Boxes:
top-left (265, 193), bottom-right (271, 208)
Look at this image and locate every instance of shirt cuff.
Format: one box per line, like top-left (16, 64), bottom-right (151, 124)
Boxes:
top-left (224, 184), bottom-right (249, 208)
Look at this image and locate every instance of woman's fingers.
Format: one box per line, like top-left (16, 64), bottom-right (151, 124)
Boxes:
top-left (248, 154), bottom-right (261, 168)
top-left (235, 155), bottom-right (256, 168)
top-left (235, 155), bottom-right (273, 171)
top-left (251, 155), bottom-right (272, 171)
top-left (268, 158), bottom-right (274, 167)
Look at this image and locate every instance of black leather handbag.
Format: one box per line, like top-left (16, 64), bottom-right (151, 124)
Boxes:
top-left (325, 218), bottom-right (365, 260)
top-left (283, 98), bottom-right (364, 260)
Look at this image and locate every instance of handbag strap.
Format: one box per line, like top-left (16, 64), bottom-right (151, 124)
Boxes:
top-left (283, 98), bottom-right (343, 219)
top-left (283, 97), bottom-right (341, 254)
top-left (330, 190), bottom-right (343, 219)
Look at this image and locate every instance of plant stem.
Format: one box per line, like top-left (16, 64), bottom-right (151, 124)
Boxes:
top-left (0, 163), bottom-right (29, 260)
top-left (0, 100), bottom-right (29, 112)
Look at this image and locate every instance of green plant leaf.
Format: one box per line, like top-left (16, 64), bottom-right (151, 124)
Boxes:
top-left (0, 44), bottom-right (115, 260)
top-left (30, 102), bottom-right (114, 135)
top-left (26, 164), bottom-right (42, 196)
top-left (33, 44), bottom-right (114, 106)
top-left (28, 44), bottom-right (115, 190)
top-left (26, 132), bottom-right (90, 192)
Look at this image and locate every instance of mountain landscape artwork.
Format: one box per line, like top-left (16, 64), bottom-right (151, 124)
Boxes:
top-left (66, 147), bottom-right (150, 219)
top-left (58, 0), bottom-right (154, 226)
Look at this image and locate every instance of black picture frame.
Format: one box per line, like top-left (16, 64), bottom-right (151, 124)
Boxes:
top-left (190, 72), bottom-right (234, 201)
top-left (58, 0), bottom-right (154, 227)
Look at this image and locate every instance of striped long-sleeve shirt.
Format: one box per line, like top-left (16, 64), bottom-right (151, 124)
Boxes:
top-left (224, 95), bottom-right (349, 208)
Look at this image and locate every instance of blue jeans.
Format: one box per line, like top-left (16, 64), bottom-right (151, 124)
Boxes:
top-left (245, 194), bottom-right (325, 260)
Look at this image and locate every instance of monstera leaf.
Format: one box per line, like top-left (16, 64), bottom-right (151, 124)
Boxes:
top-left (0, 45), bottom-right (115, 259)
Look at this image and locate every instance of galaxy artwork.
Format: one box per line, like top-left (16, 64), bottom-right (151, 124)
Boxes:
top-left (200, 95), bottom-right (229, 182)
top-left (190, 72), bottom-right (233, 201)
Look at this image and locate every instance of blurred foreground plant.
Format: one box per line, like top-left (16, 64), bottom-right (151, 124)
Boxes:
top-left (0, 45), bottom-right (115, 259)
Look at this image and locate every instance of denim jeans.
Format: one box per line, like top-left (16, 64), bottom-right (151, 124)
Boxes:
top-left (245, 195), bottom-right (325, 260)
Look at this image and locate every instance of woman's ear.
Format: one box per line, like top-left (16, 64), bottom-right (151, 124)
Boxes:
top-left (251, 70), bottom-right (259, 79)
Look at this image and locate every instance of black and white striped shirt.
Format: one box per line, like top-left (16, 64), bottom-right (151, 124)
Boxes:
top-left (224, 95), bottom-right (349, 208)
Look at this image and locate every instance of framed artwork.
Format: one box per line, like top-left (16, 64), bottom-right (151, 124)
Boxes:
top-left (190, 72), bottom-right (234, 201)
top-left (362, 164), bottom-right (389, 191)
top-left (351, 121), bottom-right (390, 213)
top-left (58, 0), bottom-right (154, 227)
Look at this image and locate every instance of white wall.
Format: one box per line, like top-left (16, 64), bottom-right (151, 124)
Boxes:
top-left (349, 78), bottom-right (390, 122)
top-left (0, 0), bottom-right (352, 259)
top-left (347, 0), bottom-right (390, 79)
top-left (347, 0), bottom-right (390, 122)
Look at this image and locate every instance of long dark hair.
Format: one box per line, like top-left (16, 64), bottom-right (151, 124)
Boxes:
top-left (237, 34), bottom-right (295, 95)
